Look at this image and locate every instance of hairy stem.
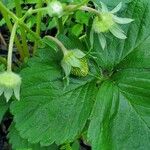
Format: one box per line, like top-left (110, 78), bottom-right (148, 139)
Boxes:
top-left (56, 17), bottom-right (64, 34)
top-left (33, 0), bottom-right (43, 54)
top-left (0, 1), bottom-right (18, 21)
top-left (80, 6), bottom-right (100, 16)
top-left (0, 6), bottom-right (24, 59)
top-left (7, 22), bottom-right (18, 72)
top-left (45, 36), bottom-right (68, 54)
top-left (0, 1), bottom-right (42, 43)
top-left (19, 21), bottom-right (42, 42)
top-left (14, 0), bottom-right (30, 58)
top-left (65, 5), bottom-right (100, 16)
top-left (29, 7), bottom-right (48, 14)
top-left (0, 0), bottom-right (101, 58)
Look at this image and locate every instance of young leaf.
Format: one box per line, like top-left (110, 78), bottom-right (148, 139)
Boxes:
top-left (71, 24), bottom-right (83, 37)
top-left (75, 11), bottom-right (90, 26)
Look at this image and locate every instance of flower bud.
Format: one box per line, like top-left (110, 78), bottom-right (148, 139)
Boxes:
top-left (61, 49), bottom-right (89, 77)
top-left (48, 1), bottom-right (63, 17)
top-left (92, 2), bottom-right (133, 40)
top-left (0, 71), bottom-right (21, 102)
top-left (93, 13), bottom-right (115, 33)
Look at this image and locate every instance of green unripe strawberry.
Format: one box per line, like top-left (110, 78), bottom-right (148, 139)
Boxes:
top-left (61, 49), bottom-right (89, 77)
top-left (92, 2), bottom-right (133, 40)
top-left (93, 14), bottom-right (115, 33)
top-left (71, 57), bottom-right (89, 77)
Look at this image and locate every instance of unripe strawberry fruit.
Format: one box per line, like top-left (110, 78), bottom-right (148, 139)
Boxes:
top-left (61, 49), bottom-right (89, 77)
top-left (71, 57), bottom-right (89, 77)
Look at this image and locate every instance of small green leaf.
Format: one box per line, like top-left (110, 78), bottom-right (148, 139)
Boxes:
top-left (71, 24), bottom-right (83, 37)
top-left (75, 11), bottom-right (90, 25)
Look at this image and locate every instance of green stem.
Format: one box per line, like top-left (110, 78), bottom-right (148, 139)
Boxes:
top-left (20, 7), bottom-right (48, 22)
top-left (14, 0), bottom-right (30, 58)
top-left (80, 6), bottom-right (100, 16)
top-left (29, 5), bottom-right (100, 18)
top-left (0, 1), bottom-right (18, 21)
top-left (7, 22), bottom-right (18, 72)
top-left (19, 21), bottom-right (42, 42)
top-left (30, 7), bottom-right (48, 14)
top-left (19, 4), bottom-right (100, 22)
top-left (0, 1), bottom-right (42, 43)
top-left (45, 36), bottom-right (68, 54)
top-left (65, 5), bottom-right (101, 17)
top-left (33, 0), bottom-right (43, 54)
top-left (0, 6), bottom-right (24, 59)
top-left (0, 1), bottom-right (101, 59)
top-left (56, 17), bottom-right (64, 34)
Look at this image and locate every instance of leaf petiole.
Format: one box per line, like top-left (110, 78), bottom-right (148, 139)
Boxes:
top-left (7, 22), bottom-right (19, 72)
top-left (44, 36), bottom-right (68, 55)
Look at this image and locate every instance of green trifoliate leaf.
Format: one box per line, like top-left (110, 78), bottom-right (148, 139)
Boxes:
top-left (10, 48), bottom-right (97, 146)
top-left (88, 79), bottom-right (150, 150)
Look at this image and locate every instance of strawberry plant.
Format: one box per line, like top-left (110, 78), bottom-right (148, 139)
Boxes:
top-left (0, 0), bottom-right (150, 149)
